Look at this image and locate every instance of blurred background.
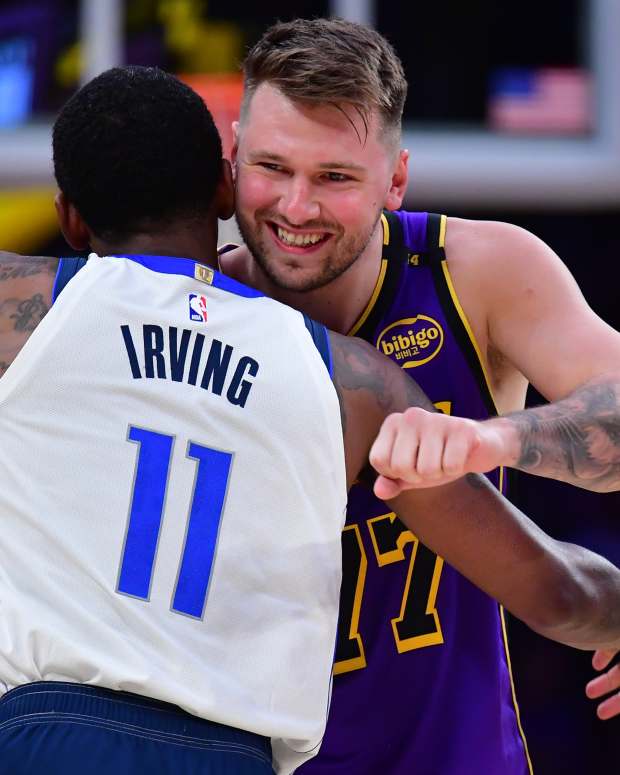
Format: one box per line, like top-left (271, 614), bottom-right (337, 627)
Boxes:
top-left (0, 1), bottom-right (618, 772)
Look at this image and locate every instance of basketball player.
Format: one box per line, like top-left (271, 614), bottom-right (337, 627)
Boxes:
top-left (216, 18), bottom-right (620, 773)
top-left (2, 68), bottom-right (619, 775)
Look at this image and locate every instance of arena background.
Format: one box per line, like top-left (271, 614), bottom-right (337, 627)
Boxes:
top-left (0, 2), bottom-right (618, 772)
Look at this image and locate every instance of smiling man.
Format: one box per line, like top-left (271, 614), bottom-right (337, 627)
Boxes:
top-left (219, 17), bottom-right (620, 774)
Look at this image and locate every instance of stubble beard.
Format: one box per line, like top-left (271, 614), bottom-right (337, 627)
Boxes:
top-left (235, 208), bottom-right (383, 293)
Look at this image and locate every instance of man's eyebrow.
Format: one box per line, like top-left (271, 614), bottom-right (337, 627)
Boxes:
top-left (317, 161), bottom-right (366, 173)
top-left (248, 151), bottom-right (286, 162)
top-left (247, 150), bottom-right (366, 173)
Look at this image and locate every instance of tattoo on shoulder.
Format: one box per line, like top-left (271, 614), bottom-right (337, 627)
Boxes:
top-left (10, 294), bottom-right (48, 332)
top-left (0, 293), bottom-right (49, 333)
top-left (0, 254), bottom-right (58, 282)
top-left (332, 336), bottom-right (394, 410)
top-left (331, 334), bottom-right (434, 433)
top-left (0, 361), bottom-right (9, 377)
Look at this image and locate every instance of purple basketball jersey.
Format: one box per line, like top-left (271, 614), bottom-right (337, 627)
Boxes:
top-left (300, 212), bottom-right (532, 775)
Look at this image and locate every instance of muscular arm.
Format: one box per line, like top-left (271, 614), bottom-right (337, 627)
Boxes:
top-left (491, 375), bottom-right (620, 492)
top-left (331, 330), bottom-right (620, 652)
top-left (0, 252), bottom-right (57, 374)
top-left (378, 376), bottom-right (620, 493)
top-left (447, 218), bottom-right (620, 493)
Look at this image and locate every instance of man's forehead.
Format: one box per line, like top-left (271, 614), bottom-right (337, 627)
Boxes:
top-left (243, 82), bottom-right (381, 145)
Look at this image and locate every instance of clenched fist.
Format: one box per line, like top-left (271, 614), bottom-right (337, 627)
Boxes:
top-left (369, 407), bottom-right (516, 500)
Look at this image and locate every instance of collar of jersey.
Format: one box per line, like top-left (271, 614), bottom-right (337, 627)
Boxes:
top-left (105, 253), bottom-right (265, 299)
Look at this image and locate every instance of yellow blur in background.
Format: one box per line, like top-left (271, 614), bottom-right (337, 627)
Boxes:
top-left (0, 188), bottom-right (57, 253)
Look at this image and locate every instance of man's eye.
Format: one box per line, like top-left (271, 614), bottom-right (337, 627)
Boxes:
top-left (323, 172), bottom-right (351, 182)
top-left (259, 162), bottom-right (284, 173)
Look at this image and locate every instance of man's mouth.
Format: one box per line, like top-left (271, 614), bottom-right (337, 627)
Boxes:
top-left (268, 222), bottom-right (332, 252)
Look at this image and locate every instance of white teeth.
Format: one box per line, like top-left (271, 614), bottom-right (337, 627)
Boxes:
top-left (277, 226), bottom-right (324, 246)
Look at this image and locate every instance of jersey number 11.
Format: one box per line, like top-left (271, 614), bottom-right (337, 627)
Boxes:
top-left (116, 425), bottom-right (233, 619)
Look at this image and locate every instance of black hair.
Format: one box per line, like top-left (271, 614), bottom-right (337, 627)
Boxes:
top-left (53, 66), bottom-right (222, 241)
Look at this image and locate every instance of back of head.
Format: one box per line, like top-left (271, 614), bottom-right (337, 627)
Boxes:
top-left (241, 18), bottom-right (407, 144)
top-left (53, 66), bottom-right (223, 242)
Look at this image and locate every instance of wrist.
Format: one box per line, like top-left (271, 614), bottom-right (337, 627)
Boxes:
top-left (482, 416), bottom-right (522, 468)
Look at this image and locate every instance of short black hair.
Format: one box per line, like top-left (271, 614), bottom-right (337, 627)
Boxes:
top-left (53, 66), bottom-right (222, 241)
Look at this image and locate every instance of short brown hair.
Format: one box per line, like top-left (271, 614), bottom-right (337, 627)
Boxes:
top-left (241, 18), bottom-right (407, 143)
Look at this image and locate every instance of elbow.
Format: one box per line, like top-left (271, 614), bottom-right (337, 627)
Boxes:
top-left (519, 574), bottom-right (585, 636)
top-left (517, 553), bottom-right (602, 636)
top-left (519, 545), bottom-right (620, 645)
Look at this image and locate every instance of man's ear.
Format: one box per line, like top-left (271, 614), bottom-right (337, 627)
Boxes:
top-left (214, 159), bottom-right (235, 221)
top-left (384, 149), bottom-right (409, 211)
top-left (230, 120), bottom-right (240, 180)
top-left (54, 192), bottom-right (90, 250)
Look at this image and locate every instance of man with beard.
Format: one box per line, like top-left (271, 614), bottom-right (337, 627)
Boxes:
top-left (217, 17), bottom-right (620, 774)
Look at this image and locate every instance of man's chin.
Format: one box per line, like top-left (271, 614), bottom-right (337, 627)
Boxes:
top-left (264, 267), bottom-right (327, 293)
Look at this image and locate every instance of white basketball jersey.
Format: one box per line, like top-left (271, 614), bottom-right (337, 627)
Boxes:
top-left (0, 253), bottom-right (347, 774)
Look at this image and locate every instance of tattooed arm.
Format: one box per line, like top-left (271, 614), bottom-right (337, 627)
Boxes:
top-left (482, 377), bottom-right (620, 492)
top-left (0, 252), bottom-right (58, 374)
top-left (332, 331), bottom-right (620, 652)
top-left (480, 221), bottom-right (620, 492)
top-left (365, 378), bottom-right (620, 495)
top-left (371, 220), bottom-right (620, 492)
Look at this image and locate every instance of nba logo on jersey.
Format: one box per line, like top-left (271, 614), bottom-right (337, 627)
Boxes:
top-left (189, 293), bottom-right (208, 322)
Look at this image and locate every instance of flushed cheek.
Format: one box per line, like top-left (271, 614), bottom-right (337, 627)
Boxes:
top-left (323, 189), bottom-right (372, 232)
top-left (237, 171), bottom-right (278, 213)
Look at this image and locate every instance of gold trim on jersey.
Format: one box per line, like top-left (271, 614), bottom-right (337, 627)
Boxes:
top-left (367, 512), bottom-right (444, 653)
top-left (392, 541), bottom-right (444, 653)
top-left (440, 259), bottom-right (496, 409)
top-left (438, 226), bottom-right (531, 769)
top-left (500, 606), bottom-right (535, 775)
top-left (436, 222), bottom-right (505, 493)
top-left (347, 214), bottom-right (390, 336)
top-left (333, 524), bottom-right (368, 675)
top-left (348, 259), bottom-right (388, 337)
top-left (381, 212), bottom-right (390, 245)
top-left (438, 214), bottom-right (447, 249)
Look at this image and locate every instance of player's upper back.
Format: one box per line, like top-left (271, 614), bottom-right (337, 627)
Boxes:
top-left (0, 253), bottom-right (347, 774)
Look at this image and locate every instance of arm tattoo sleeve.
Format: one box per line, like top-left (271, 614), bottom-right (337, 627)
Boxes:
top-left (510, 377), bottom-right (620, 492)
top-left (331, 334), bottom-right (434, 431)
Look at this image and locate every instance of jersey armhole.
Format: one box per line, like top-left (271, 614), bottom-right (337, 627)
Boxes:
top-left (52, 257), bottom-right (89, 303)
top-left (302, 314), bottom-right (333, 378)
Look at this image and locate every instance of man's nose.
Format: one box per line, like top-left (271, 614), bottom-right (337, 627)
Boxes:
top-left (278, 177), bottom-right (320, 225)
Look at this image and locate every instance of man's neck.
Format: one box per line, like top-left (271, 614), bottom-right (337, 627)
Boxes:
top-left (91, 224), bottom-right (218, 269)
top-left (221, 222), bottom-right (384, 334)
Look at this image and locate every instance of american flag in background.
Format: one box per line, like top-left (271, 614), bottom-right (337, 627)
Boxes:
top-left (488, 67), bottom-right (592, 134)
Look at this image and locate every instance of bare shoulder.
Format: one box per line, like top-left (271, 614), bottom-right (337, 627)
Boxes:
top-left (444, 216), bottom-right (563, 281)
top-left (329, 332), bottom-right (434, 418)
top-left (0, 252), bottom-right (58, 376)
top-left (0, 251), bottom-right (59, 281)
top-left (0, 251), bottom-right (58, 323)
